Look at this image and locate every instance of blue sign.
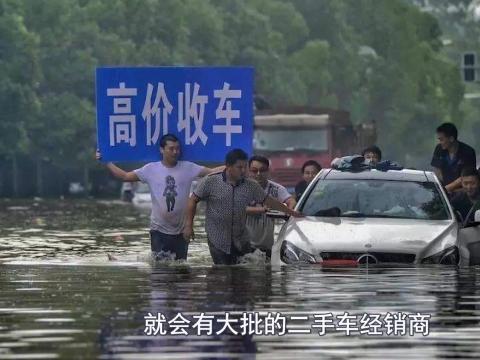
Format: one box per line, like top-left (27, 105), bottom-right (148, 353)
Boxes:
top-left (96, 67), bottom-right (254, 162)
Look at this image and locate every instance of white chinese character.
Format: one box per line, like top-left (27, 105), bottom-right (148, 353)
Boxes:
top-left (336, 312), bottom-right (358, 336)
top-left (177, 82), bottom-right (208, 145)
top-left (213, 82), bottom-right (242, 146)
top-left (168, 312), bottom-right (191, 335)
top-left (240, 312), bottom-right (263, 336)
top-left (359, 313), bottom-right (383, 336)
top-left (216, 312), bottom-right (239, 335)
top-left (107, 82), bottom-right (137, 147)
top-left (287, 315), bottom-right (311, 334)
top-left (192, 312), bottom-right (215, 336)
top-left (264, 312), bottom-right (286, 336)
top-left (312, 313), bottom-right (335, 336)
top-left (144, 312), bottom-right (167, 336)
top-left (384, 312), bottom-right (407, 336)
top-left (142, 82), bottom-right (173, 146)
top-left (408, 313), bottom-right (430, 336)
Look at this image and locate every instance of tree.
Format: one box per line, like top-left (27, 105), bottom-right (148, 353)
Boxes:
top-left (0, 0), bottom-right (40, 195)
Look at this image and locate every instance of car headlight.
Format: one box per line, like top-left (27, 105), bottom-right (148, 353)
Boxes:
top-left (421, 246), bottom-right (458, 265)
top-left (280, 241), bottom-right (317, 264)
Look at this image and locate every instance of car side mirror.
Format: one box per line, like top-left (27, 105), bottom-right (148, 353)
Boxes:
top-left (475, 210), bottom-right (480, 223)
top-left (463, 210), bottom-right (480, 228)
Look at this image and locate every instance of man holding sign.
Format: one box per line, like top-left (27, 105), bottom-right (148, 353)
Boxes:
top-left (96, 67), bottom-right (254, 261)
top-left (97, 133), bottom-right (223, 260)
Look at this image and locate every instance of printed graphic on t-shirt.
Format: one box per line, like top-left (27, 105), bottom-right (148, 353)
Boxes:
top-left (163, 175), bottom-right (178, 212)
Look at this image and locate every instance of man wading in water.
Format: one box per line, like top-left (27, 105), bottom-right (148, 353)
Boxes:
top-left (184, 149), bottom-right (303, 265)
top-left (97, 133), bottom-right (223, 260)
top-left (245, 155), bottom-right (296, 258)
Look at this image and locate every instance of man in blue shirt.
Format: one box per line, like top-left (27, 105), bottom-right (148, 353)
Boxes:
top-left (431, 123), bottom-right (476, 193)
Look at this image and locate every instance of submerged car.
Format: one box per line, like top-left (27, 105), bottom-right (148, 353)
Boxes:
top-left (271, 167), bottom-right (480, 266)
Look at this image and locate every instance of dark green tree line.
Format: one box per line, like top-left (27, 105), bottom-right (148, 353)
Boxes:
top-left (0, 0), bottom-right (466, 196)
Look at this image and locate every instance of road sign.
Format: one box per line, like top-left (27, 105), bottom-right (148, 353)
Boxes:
top-left (96, 67), bottom-right (254, 162)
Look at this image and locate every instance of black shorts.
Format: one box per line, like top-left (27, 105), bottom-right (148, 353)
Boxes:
top-left (150, 230), bottom-right (188, 260)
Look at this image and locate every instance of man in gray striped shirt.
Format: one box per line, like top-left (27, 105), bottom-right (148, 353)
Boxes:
top-left (184, 149), bottom-right (302, 265)
top-left (246, 155), bottom-right (296, 258)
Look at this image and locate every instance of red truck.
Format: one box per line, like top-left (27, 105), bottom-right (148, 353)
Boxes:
top-left (253, 106), bottom-right (376, 189)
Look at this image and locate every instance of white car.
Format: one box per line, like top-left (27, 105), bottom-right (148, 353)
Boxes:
top-left (131, 182), bottom-right (152, 209)
top-left (271, 168), bottom-right (480, 266)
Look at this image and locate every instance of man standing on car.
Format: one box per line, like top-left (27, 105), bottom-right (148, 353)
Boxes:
top-left (451, 167), bottom-right (480, 224)
top-left (96, 133), bottom-right (223, 261)
top-left (431, 123), bottom-right (476, 193)
top-left (184, 149), bottom-right (303, 265)
top-left (245, 155), bottom-right (296, 258)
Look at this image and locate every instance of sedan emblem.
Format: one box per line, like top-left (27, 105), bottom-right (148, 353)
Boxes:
top-left (364, 243), bottom-right (372, 249)
top-left (357, 253), bottom-right (378, 264)
top-left (285, 158), bottom-right (293, 167)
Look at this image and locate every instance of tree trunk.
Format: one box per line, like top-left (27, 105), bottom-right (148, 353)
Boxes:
top-left (12, 154), bottom-right (19, 197)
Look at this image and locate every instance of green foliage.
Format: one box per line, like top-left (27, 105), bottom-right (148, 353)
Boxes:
top-left (0, 0), bottom-right (466, 177)
top-left (405, 0), bottom-right (480, 164)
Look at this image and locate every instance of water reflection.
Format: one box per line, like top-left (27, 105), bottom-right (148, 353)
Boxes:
top-left (99, 265), bottom-right (272, 358)
top-left (2, 200), bottom-right (480, 358)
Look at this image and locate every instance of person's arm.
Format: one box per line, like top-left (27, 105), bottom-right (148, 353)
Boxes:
top-left (184, 175), bottom-right (210, 241)
top-left (96, 150), bottom-right (139, 182)
top-left (198, 165), bottom-right (226, 177)
top-left (264, 196), bottom-right (303, 217)
top-left (246, 205), bottom-right (268, 215)
top-left (285, 196), bottom-right (297, 209)
top-left (445, 177), bottom-right (462, 193)
top-left (277, 184), bottom-right (296, 209)
top-left (106, 163), bottom-right (140, 182)
top-left (184, 194), bottom-right (200, 241)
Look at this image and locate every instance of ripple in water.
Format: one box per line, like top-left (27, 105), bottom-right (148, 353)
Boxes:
top-left (1, 199), bottom-right (480, 359)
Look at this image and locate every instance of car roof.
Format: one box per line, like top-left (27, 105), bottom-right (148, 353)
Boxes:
top-left (323, 168), bottom-right (432, 182)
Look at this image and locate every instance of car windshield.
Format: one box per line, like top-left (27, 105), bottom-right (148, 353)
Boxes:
top-left (301, 179), bottom-right (450, 220)
top-left (135, 182), bottom-right (150, 194)
top-left (254, 129), bottom-right (328, 152)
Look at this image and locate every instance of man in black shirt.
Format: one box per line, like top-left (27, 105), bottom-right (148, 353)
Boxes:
top-left (431, 123), bottom-right (476, 193)
top-left (451, 167), bottom-right (480, 224)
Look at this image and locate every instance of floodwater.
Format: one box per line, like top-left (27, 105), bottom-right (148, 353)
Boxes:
top-left (1, 199), bottom-right (480, 359)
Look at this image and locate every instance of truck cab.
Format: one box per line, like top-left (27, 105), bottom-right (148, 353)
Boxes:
top-left (253, 107), bottom-right (375, 190)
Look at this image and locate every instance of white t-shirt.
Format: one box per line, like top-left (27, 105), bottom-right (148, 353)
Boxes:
top-left (134, 161), bottom-right (204, 234)
top-left (265, 180), bottom-right (293, 203)
top-left (247, 180), bottom-right (293, 250)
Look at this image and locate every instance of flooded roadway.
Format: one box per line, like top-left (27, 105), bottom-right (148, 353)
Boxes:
top-left (1, 199), bottom-right (480, 359)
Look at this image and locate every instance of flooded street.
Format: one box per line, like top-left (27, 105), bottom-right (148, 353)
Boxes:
top-left (1, 199), bottom-right (480, 359)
